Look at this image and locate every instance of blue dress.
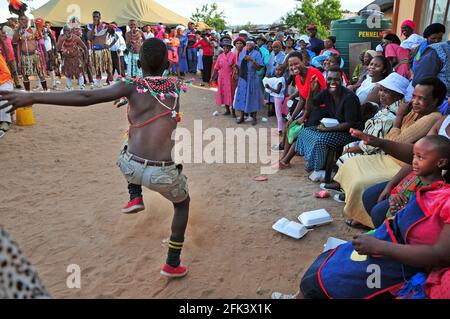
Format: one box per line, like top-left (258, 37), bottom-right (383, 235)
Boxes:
top-left (178, 34), bottom-right (189, 74)
top-left (234, 49), bottom-right (264, 113)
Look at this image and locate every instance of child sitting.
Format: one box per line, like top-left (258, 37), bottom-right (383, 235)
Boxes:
top-left (364, 134), bottom-right (449, 228)
top-left (0, 38), bottom-right (191, 278)
top-left (264, 64), bottom-right (286, 134)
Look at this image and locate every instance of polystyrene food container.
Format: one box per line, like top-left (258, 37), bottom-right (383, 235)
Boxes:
top-left (298, 209), bottom-right (333, 228)
top-left (320, 118), bottom-right (340, 128)
top-left (272, 218), bottom-right (309, 239)
top-left (323, 237), bottom-right (348, 252)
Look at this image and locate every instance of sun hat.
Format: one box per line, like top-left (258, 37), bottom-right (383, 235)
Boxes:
top-left (311, 50), bottom-right (344, 69)
top-left (233, 36), bottom-right (246, 46)
top-left (376, 72), bottom-right (410, 96)
top-left (298, 34), bottom-right (310, 45)
top-left (221, 37), bottom-right (233, 47)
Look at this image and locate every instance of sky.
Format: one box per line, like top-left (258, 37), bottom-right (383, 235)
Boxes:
top-left (0, 0), bottom-right (375, 25)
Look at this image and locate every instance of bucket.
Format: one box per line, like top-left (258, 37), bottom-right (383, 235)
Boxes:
top-left (16, 107), bottom-right (35, 126)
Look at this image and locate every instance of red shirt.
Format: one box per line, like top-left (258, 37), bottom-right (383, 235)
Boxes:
top-left (0, 37), bottom-right (15, 62)
top-left (295, 67), bottom-right (326, 100)
top-left (194, 38), bottom-right (213, 56)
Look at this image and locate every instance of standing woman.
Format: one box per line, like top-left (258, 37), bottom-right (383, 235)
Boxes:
top-left (176, 25), bottom-right (188, 77)
top-left (231, 37), bottom-right (246, 117)
top-left (57, 25), bottom-right (88, 90)
top-left (194, 32), bottom-right (214, 86)
top-left (214, 37), bottom-right (235, 116)
top-left (234, 37), bottom-right (264, 125)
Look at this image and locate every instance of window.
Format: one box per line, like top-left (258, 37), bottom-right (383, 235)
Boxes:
top-left (422, 0), bottom-right (449, 39)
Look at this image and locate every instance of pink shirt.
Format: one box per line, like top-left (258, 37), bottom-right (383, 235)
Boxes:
top-left (384, 43), bottom-right (410, 80)
top-left (0, 37), bottom-right (15, 62)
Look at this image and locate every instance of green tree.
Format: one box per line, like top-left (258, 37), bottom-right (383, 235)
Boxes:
top-left (237, 21), bottom-right (257, 32)
top-left (190, 2), bottom-right (227, 32)
top-left (283, 0), bottom-right (343, 37)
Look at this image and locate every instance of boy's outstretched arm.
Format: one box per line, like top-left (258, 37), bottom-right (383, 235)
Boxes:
top-left (0, 82), bottom-right (133, 113)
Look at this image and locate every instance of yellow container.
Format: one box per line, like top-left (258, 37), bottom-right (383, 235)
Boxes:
top-left (16, 107), bottom-right (35, 126)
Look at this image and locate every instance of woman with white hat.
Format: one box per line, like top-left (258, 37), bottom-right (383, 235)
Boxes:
top-left (333, 72), bottom-right (411, 167)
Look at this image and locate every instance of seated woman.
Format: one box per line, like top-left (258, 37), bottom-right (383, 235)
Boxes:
top-left (333, 77), bottom-right (445, 229)
top-left (348, 50), bottom-right (377, 91)
top-left (273, 135), bottom-right (450, 299)
top-left (321, 53), bottom-right (349, 87)
top-left (335, 72), bottom-right (410, 168)
top-left (279, 66), bottom-right (362, 173)
top-left (355, 55), bottom-right (391, 105)
top-left (273, 52), bottom-right (326, 163)
top-left (360, 114), bottom-right (450, 228)
top-left (383, 33), bottom-right (411, 80)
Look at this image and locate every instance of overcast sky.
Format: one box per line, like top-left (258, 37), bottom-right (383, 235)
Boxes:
top-left (0, 0), bottom-right (374, 25)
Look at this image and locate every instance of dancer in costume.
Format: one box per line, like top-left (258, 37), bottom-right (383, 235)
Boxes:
top-left (57, 25), bottom-right (88, 90)
top-left (13, 15), bottom-right (48, 91)
top-left (125, 20), bottom-right (145, 78)
top-left (42, 20), bottom-right (58, 89)
top-left (0, 38), bottom-right (191, 278)
top-left (87, 11), bottom-right (115, 87)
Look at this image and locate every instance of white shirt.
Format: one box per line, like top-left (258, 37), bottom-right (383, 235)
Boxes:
top-left (144, 32), bottom-right (154, 39)
top-left (401, 33), bottom-right (424, 50)
top-left (263, 76), bottom-right (286, 98)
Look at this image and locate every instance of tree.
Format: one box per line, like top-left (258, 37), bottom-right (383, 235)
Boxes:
top-left (190, 2), bottom-right (227, 32)
top-left (282, 0), bottom-right (343, 37)
top-left (237, 21), bottom-right (257, 32)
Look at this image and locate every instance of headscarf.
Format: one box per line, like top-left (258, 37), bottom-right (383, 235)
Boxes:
top-left (233, 37), bottom-right (246, 46)
top-left (365, 50), bottom-right (377, 58)
top-left (401, 20), bottom-right (416, 31)
top-left (272, 41), bottom-right (282, 49)
top-left (423, 23), bottom-right (446, 38)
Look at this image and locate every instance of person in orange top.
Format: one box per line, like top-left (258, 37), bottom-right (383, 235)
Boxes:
top-left (0, 54), bottom-right (14, 138)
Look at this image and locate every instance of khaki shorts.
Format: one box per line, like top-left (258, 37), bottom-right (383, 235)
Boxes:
top-left (116, 150), bottom-right (189, 204)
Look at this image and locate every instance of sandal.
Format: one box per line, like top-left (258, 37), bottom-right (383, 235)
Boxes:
top-left (345, 219), bottom-right (371, 230)
top-left (320, 182), bottom-right (344, 195)
top-left (333, 193), bottom-right (345, 203)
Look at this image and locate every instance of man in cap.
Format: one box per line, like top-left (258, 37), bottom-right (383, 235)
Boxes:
top-left (307, 25), bottom-right (324, 57)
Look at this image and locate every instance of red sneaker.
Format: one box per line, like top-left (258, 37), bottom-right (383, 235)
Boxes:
top-left (160, 263), bottom-right (188, 278)
top-left (121, 197), bottom-right (145, 214)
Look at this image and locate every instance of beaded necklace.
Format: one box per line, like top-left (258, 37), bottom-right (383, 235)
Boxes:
top-left (116, 76), bottom-right (190, 123)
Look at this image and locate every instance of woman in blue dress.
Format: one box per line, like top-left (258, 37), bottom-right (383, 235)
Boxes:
top-left (234, 38), bottom-right (264, 125)
top-left (176, 26), bottom-right (189, 76)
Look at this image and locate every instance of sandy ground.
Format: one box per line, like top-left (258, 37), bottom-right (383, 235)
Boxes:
top-left (0, 80), bottom-right (361, 298)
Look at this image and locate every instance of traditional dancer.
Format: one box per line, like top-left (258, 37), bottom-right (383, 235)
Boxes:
top-left (43, 20), bottom-right (58, 89)
top-left (87, 11), bottom-right (115, 87)
top-left (57, 25), bottom-right (88, 90)
top-left (13, 15), bottom-right (47, 91)
top-left (125, 20), bottom-right (145, 78)
top-left (0, 38), bottom-right (191, 278)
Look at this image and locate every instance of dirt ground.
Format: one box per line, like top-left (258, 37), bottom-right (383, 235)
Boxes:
top-left (0, 80), bottom-right (361, 298)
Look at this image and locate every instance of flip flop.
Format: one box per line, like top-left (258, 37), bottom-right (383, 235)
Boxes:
top-left (333, 193), bottom-right (345, 203)
top-left (344, 219), bottom-right (371, 230)
top-left (320, 183), bottom-right (344, 195)
top-left (0, 130), bottom-right (6, 139)
top-left (254, 175), bottom-right (268, 182)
